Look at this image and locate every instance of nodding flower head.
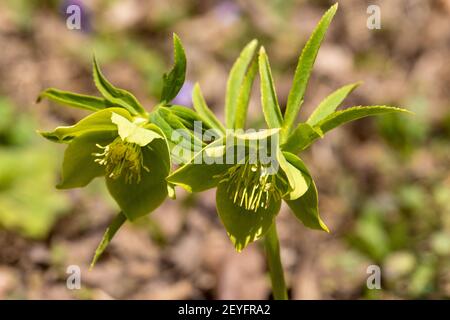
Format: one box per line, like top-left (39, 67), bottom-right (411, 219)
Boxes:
top-left (93, 137), bottom-right (149, 184)
top-left (220, 159), bottom-right (285, 212)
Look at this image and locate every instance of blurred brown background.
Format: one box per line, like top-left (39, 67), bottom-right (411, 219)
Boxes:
top-left (0, 0), bottom-right (449, 299)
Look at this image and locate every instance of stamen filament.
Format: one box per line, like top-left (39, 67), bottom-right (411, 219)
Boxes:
top-left (220, 159), bottom-right (281, 212)
top-left (93, 137), bottom-right (149, 184)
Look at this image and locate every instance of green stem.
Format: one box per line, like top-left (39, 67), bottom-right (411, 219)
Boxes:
top-left (264, 222), bottom-right (288, 300)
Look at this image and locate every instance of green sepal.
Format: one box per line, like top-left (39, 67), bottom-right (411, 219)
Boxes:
top-left (283, 152), bottom-right (329, 232)
top-left (106, 136), bottom-right (170, 221)
top-left (166, 138), bottom-right (231, 193)
top-left (216, 181), bottom-right (281, 252)
top-left (39, 108), bottom-right (131, 143)
top-left (111, 112), bottom-right (163, 146)
top-left (57, 130), bottom-right (117, 189)
top-left (277, 149), bottom-right (310, 200)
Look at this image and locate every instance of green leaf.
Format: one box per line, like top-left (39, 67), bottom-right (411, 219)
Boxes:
top-left (259, 47), bottom-right (283, 129)
top-left (281, 123), bottom-right (322, 154)
top-left (283, 152), bottom-right (329, 232)
top-left (169, 105), bottom-right (212, 130)
top-left (57, 131), bottom-right (117, 189)
top-left (37, 88), bottom-right (113, 112)
top-left (307, 82), bottom-right (361, 126)
top-left (282, 106), bottom-right (411, 154)
top-left (39, 108), bottom-right (131, 143)
top-left (160, 33), bottom-right (187, 103)
top-left (277, 149), bottom-right (309, 200)
top-left (106, 138), bottom-right (170, 221)
top-left (316, 106), bottom-right (413, 134)
top-left (92, 56), bottom-right (146, 115)
top-left (192, 83), bottom-right (226, 134)
top-left (225, 39), bottom-right (258, 128)
top-left (156, 107), bottom-right (205, 151)
top-left (90, 212), bottom-right (127, 269)
top-left (111, 113), bottom-right (162, 146)
top-left (149, 109), bottom-right (195, 164)
top-left (283, 3), bottom-right (338, 135)
top-left (167, 138), bottom-right (231, 192)
top-left (216, 181), bottom-right (281, 252)
top-left (233, 127), bottom-right (280, 141)
top-left (234, 58), bottom-right (258, 129)
top-left (166, 105), bottom-right (215, 143)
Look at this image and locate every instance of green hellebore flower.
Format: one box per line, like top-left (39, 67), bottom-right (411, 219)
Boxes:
top-left (40, 108), bottom-right (170, 221)
top-left (167, 129), bottom-right (328, 252)
top-left (166, 27), bottom-right (410, 253)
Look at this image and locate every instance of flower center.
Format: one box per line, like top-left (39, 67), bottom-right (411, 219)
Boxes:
top-left (93, 137), bottom-right (149, 184)
top-left (221, 160), bottom-right (282, 212)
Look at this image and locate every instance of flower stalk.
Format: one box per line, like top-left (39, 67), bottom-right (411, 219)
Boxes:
top-left (264, 222), bottom-right (288, 300)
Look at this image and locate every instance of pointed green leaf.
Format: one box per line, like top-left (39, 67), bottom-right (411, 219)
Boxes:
top-left (307, 82), bottom-right (361, 126)
top-left (90, 212), bottom-right (127, 269)
top-left (106, 138), bottom-right (170, 221)
top-left (225, 39), bottom-right (258, 128)
top-left (233, 127), bottom-right (280, 141)
top-left (167, 105), bottom-right (216, 145)
top-left (283, 3), bottom-right (338, 135)
top-left (259, 47), bottom-right (283, 129)
top-left (160, 33), bottom-right (187, 103)
top-left (37, 88), bottom-right (114, 112)
top-left (149, 109), bottom-right (194, 164)
top-left (282, 106), bottom-right (411, 154)
top-left (156, 107), bottom-right (205, 151)
top-left (281, 123), bottom-right (322, 154)
top-left (283, 152), bottom-right (329, 232)
top-left (57, 131), bottom-right (116, 189)
top-left (216, 181), bottom-right (281, 252)
top-left (316, 106), bottom-right (413, 134)
top-left (169, 105), bottom-right (212, 130)
top-left (93, 56), bottom-right (146, 115)
top-left (234, 58), bottom-right (258, 129)
top-left (39, 108), bottom-right (131, 143)
top-left (167, 138), bottom-right (231, 192)
top-left (192, 83), bottom-right (226, 134)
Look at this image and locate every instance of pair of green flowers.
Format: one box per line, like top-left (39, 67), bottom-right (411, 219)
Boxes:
top-left (39, 4), bottom-right (410, 266)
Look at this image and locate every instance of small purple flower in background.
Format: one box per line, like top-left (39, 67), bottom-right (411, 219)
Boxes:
top-left (213, 1), bottom-right (241, 26)
top-left (61, 0), bottom-right (92, 33)
top-left (172, 81), bottom-right (194, 107)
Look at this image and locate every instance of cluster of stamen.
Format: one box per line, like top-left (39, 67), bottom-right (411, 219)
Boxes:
top-left (221, 160), bottom-right (281, 212)
top-left (93, 137), bottom-right (149, 184)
